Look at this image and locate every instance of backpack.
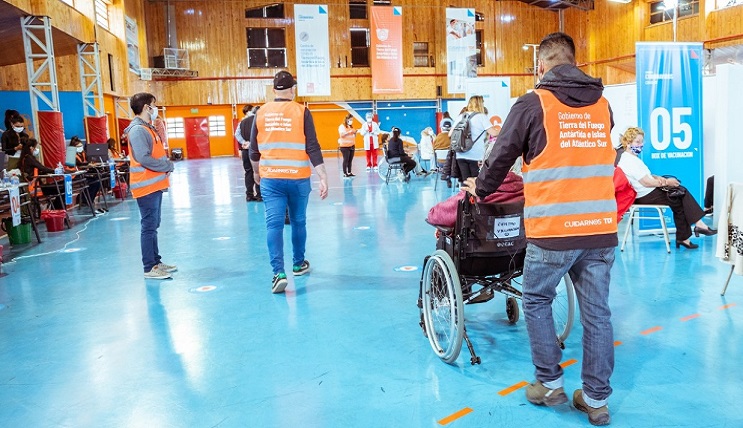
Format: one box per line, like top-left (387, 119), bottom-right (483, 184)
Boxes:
top-left (450, 112), bottom-right (487, 153)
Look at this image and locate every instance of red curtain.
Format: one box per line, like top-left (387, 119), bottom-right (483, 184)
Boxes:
top-left (37, 111), bottom-right (65, 169)
top-left (85, 116), bottom-right (109, 143)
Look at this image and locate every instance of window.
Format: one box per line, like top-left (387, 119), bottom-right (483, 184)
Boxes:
top-left (208, 116), bottom-right (226, 137)
top-left (95, 0), bottom-right (109, 29)
top-left (245, 3), bottom-right (284, 18)
top-left (649, 0), bottom-right (699, 24)
top-left (60, 0), bottom-right (74, 6)
top-left (246, 28), bottom-right (287, 68)
top-left (476, 30), bottom-right (484, 67)
top-left (413, 42), bottom-right (430, 67)
top-left (166, 118), bottom-right (185, 139)
top-left (350, 28), bottom-right (370, 67)
top-left (108, 53), bottom-right (115, 92)
top-left (350, 0), bottom-right (367, 19)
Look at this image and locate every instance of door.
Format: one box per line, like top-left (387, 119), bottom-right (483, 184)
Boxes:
top-left (184, 117), bottom-right (210, 159)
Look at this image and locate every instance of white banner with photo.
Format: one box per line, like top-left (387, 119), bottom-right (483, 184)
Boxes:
top-left (294, 5), bottom-right (331, 96)
top-left (445, 8), bottom-right (477, 94)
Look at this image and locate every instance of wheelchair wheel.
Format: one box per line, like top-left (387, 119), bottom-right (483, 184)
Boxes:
top-left (553, 273), bottom-right (576, 347)
top-left (506, 296), bottom-right (519, 324)
top-left (421, 250), bottom-right (464, 364)
top-left (377, 159), bottom-right (389, 179)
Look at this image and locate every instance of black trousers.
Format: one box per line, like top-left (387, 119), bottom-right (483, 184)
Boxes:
top-left (340, 146), bottom-right (355, 174)
top-left (456, 159), bottom-right (479, 182)
top-left (635, 187), bottom-right (705, 241)
top-left (240, 149), bottom-right (260, 197)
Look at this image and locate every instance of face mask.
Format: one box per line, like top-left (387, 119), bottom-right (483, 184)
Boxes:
top-left (33, 148), bottom-right (40, 156)
top-left (76, 146), bottom-right (84, 153)
top-left (629, 145), bottom-right (643, 155)
top-left (13, 126), bottom-right (24, 133)
top-left (347, 120), bottom-right (353, 126)
top-left (149, 105), bottom-right (159, 120)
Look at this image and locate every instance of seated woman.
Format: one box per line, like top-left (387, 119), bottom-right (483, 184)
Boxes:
top-left (18, 138), bottom-right (54, 182)
top-left (71, 138), bottom-right (104, 213)
top-left (107, 137), bottom-right (122, 159)
top-left (386, 127), bottom-right (417, 182)
top-left (427, 169), bottom-right (524, 228)
top-left (617, 127), bottom-right (716, 249)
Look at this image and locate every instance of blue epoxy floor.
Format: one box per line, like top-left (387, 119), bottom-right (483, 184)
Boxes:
top-left (0, 156), bottom-right (741, 427)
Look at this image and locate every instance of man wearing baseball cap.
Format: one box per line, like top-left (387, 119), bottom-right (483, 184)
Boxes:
top-left (250, 70), bottom-right (328, 293)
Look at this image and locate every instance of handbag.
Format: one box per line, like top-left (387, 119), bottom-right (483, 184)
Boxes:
top-left (659, 176), bottom-right (687, 200)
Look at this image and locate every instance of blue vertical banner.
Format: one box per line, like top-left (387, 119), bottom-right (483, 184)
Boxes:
top-left (636, 42), bottom-right (704, 201)
top-left (64, 174), bottom-right (73, 205)
top-left (636, 42), bottom-right (704, 231)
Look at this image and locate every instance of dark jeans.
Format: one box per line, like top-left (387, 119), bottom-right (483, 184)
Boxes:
top-left (340, 146), bottom-right (355, 174)
top-left (399, 154), bottom-right (417, 175)
top-left (635, 187), bottom-right (705, 241)
top-left (136, 190), bottom-right (163, 272)
top-left (456, 158), bottom-right (479, 182)
top-left (241, 149), bottom-right (260, 198)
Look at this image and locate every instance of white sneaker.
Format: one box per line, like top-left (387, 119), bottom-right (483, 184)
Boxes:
top-left (373, 166), bottom-right (379, 171)
top-left (156, 262), bottom-right (178, 273)
top-left (144, 267), bottom-right (172, 279)
top-left (366, 167), bottom-right (371, 172)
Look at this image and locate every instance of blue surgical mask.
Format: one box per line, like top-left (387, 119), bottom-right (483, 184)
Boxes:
top-left (629, 145), bottom-right (643, 155)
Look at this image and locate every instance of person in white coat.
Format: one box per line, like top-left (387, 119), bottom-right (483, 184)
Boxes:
top-left (358, 112), bottom-right (381, 171)
top-left (418, 127), bottom-right (434, 173)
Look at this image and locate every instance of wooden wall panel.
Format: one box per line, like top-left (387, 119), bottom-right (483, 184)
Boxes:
top-left (706, 5), bottom-right (743, 47)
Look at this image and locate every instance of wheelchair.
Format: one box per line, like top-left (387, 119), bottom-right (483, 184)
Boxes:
top-left (417, 196), bottom-right (576, 365)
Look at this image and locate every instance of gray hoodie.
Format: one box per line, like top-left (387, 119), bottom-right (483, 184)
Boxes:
top-left (124, 117), bottom-right (174, 173)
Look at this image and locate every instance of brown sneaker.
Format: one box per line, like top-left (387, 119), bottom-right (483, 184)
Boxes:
top-left (525, 381), bottom-right (568, 406)
top-left (573, 389), bottom-right (610, 426)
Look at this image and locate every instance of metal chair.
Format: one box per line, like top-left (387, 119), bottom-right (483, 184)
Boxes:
top-left (620, 204), bottom-right (672, 253)
top-left (433, 150), bottom-right (449, 191)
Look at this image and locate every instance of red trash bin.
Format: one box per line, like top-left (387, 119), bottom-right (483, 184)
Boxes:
top-left (41, 210), bottom-right (66, 232)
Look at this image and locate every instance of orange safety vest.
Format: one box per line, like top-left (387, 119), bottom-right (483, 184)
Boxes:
top-left (255, 101), bottom-right (311, 179)
top-left (128, 125), bottom-right (170, 198)
top-left (522, 90), bottom-right (617, 239)
top-left (338, 124), bottom-right (356, 148)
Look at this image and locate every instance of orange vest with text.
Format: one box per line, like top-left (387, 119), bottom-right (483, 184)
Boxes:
top-left (521, 90), bottom-right (617, 239)
top-left (128, 125), bottom-right (170, 198)
top-left (256, 101), bottom-right (311, 179)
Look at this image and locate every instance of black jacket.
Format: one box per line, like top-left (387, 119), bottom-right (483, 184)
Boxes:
top-left (2, 130), bottom-right (28, 156)
top-left (476, 64), bottom-right (616, 250)
top-left (387, 137), bottom-right (407, 158)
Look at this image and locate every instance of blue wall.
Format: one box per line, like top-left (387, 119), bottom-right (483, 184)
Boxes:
top-left (0, 91), bottom-right (85, 140)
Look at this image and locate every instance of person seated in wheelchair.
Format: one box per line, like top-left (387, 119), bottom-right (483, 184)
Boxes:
top-left (386, 127), bottom-right (417, 182)
top-left (427, 161), bottom-right (524, 229)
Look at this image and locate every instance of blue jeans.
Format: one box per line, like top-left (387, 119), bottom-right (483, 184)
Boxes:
top-left (136, 190), bottom-right (163, 272)
top-left (260, 178), bottom-right (312, 275)
top-left (522, 243), bottom-right (615, 408)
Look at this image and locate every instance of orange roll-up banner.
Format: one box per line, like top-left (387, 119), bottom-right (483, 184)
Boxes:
top-left (370, 6), bottom-right (403, 94)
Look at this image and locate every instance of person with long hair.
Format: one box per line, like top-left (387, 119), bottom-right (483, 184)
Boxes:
top-left (18, 138), bottom-right (53, 182)
top-left (451, 95), bottom-right (498, 182)
top-left (617, 127), bottom-right (716, 249)
top-left (338, 114), bottom-right (357, 177)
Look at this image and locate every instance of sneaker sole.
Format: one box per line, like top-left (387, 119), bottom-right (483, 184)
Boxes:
top-left (272, 280), bottom-right (288, 294)
top-left (144, 274), bottom-right (172, 280)
top-left (293, 269), bottom-right (310, 276)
